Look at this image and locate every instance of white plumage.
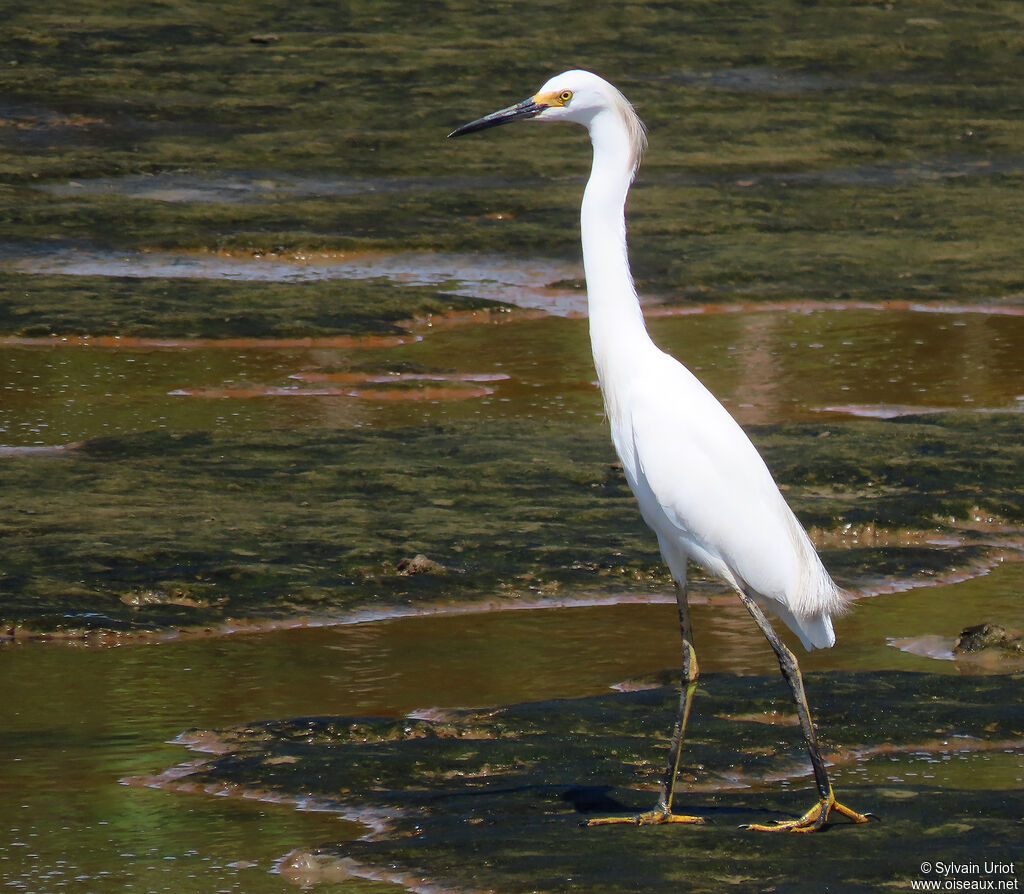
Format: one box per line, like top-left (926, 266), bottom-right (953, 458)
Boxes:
top-left (450, 69), bottom-right (871, 832)
top-left (615, 353), bottom-right (845, 649)
top-left (531, 69), bottom-right (847, 649)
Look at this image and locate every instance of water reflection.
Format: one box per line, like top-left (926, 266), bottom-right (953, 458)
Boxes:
top-left (3, 0), bottom-right (1023, 888)
top-left (2, 307), bottom-right (1020, 448)
top-left (649, 307), bottom-right (1024, 423)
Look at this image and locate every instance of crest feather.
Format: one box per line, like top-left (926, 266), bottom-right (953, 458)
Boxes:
top-left (607, 83), bottom-right (647, 179)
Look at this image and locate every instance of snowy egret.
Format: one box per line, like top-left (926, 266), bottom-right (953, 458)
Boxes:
top-left (449, 70), bottom-right (872, 832)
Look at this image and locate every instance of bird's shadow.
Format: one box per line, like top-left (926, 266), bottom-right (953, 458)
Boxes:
top-left (562, 785), bottom-right (632, 815)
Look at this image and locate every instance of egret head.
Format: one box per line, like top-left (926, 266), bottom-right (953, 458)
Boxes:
top-left (449, 70), bottom-right (646, 174)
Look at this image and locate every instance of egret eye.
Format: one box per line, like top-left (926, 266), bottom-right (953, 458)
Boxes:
top-left (558, 90), bottom-right (573, 104)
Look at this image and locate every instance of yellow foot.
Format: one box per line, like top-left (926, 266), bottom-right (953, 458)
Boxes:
top-left (586, 808), bottom-right (705, 828)
top-left (742, 789), bottom-right (875, 834)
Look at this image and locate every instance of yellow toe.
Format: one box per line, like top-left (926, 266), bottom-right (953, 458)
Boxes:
top-left (742, 789), bottom-right (874, 833)
top-left (586, 808), bottom-right (704, 827)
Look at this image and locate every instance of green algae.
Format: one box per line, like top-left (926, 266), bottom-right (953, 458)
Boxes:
top-left (0, 270), bottom-right (496, 338)
top-left (629, 174), bottom-right (1024, 305)
top-left (4, 3), bottom-right (1024, 890)
top-left (4, 1), bottom-right (1024, 314)
top-left (2, 411), bottom-right (1020, 639)
top-left (751, 412), bottom-right (1024, 528)
top-left (149, 671), bottom-right (1024, 893)
top-left (5, 1), bottom-right (1024, 183)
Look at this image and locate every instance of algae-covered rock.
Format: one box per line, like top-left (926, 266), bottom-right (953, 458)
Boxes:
top-left (954, 623), bottom-right (1024, 656)
top-left (395, 554), bottom-right (449, 576)
top-left (139, 671), bottom-right (1024, 893)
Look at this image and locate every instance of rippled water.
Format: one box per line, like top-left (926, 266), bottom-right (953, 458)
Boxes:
top-left (4, 569), bottom-right (1024, 890)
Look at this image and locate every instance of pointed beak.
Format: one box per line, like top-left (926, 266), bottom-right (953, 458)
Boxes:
top-left (447, 97), bottom-right (546, 138)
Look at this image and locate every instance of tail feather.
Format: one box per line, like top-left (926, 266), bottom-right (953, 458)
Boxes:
top-left (772, 508), bottom-right (849, 649)
top-left (794, 609), bottom-right (835, 650)
top-left (769, 600), bottom-right (836, 650)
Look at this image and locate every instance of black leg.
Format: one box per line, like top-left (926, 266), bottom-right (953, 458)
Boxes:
top-left (655, 579), bottom-right (700, 815)
top-left (587, 578), bottom-right (704, 826)
top-left (736, 589), bottom-right (873, 832)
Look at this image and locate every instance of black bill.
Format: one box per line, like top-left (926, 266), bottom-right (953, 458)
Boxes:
top-left (448, 97), bottom-right (546, 138)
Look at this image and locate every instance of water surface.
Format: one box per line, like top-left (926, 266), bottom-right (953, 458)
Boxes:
top-left (3, 300), bottom-right (1022, 890)
top-left (3, 0), bottom-right (1024, 890)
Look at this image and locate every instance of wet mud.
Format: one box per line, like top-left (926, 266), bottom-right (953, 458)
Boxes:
top-left (2, 411), bottom-right (1021, 642)
top-left (135, 671), bottom-right (1024, 893)
top-left (0, 267), bottom-right (503, 340)
top-left (1, 246), bottom-right (585, 318)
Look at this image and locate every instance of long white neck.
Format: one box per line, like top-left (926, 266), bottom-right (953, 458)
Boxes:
top-left (581, 108), bottom-right (651, 395)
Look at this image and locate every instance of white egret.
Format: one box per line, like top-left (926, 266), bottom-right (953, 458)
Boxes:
top-left (449, 70), bottom-right (872, 832)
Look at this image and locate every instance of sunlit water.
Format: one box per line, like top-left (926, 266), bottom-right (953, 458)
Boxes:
top-left (1, 244), bottom-right (586, 315)
top-left (5, 9), bottom-right (1024, 885)
top-left (4, 570), bottom-right (1024, 891)
top-left (2, 306), bottom-right (1021, 447)
top-left (2, 296), bottom-right (1023, 890)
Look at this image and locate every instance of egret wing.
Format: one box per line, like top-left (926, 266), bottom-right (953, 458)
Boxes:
top-left (625, 357), bottom-right (804, 603)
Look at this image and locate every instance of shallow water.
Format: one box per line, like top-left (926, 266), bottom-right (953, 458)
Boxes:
top-left (3, 299), bottom-right (1023, 890)
top-left (2, 244), bottom-right (586, 315)
top-left (2, 305), bottom-right (1022, 448)
top-left (3, 566), bottom-right (1024, 891)
top-left (4, 0), bottom-right (1024, 889)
